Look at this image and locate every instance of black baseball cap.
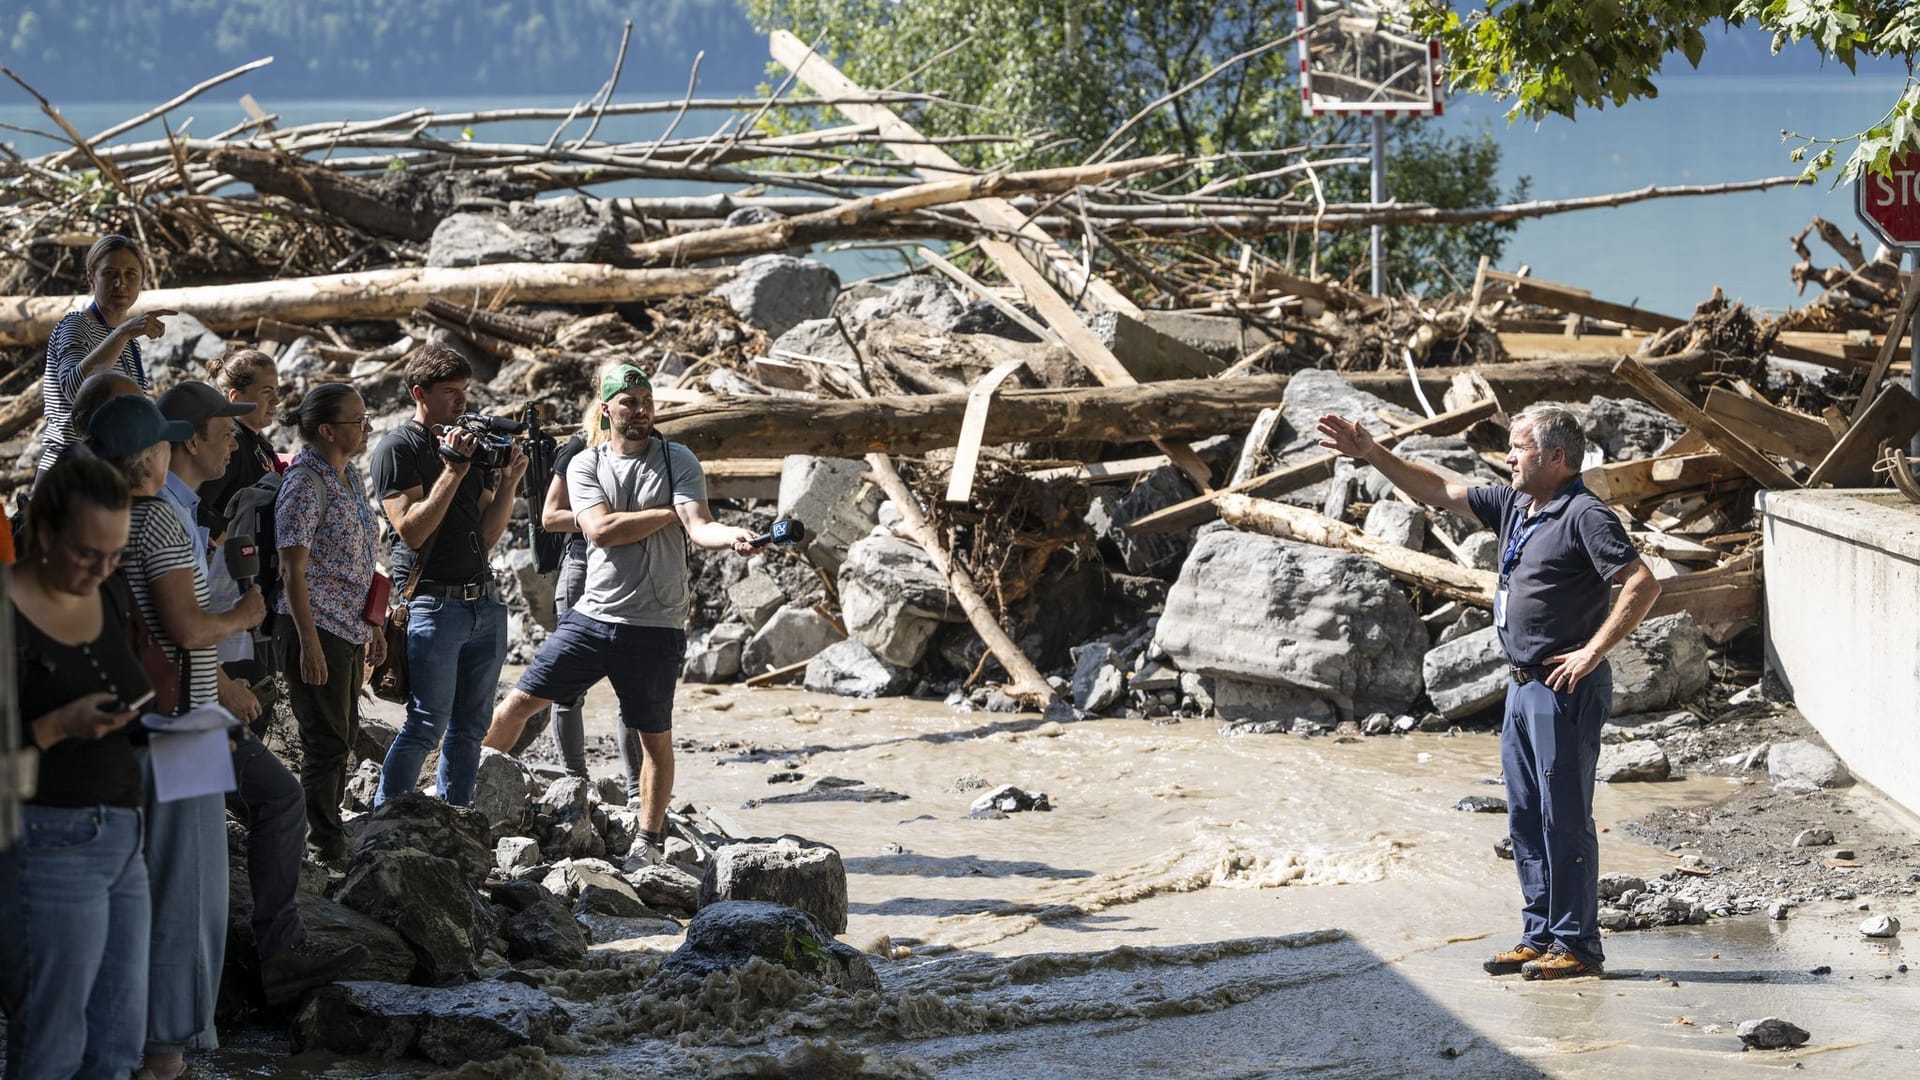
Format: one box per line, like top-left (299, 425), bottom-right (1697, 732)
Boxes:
top-left (157, 380), bottom-right (256, 439)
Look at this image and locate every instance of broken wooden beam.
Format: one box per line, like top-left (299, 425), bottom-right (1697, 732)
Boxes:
top-left (1485, 270), bottom-right (1685, 334)
top-left (1851, 268), bottom-right (1920, 423)
top-left (1609, 355), bottom-right (1800, 490)
top-left (1215, 493), bottom-right (1497, 605)
top-left (1582, 452), bottom-right (1747, 506)
top-left (0, 263), bottom-right (735, 347)
top-left (1701, 387), bottom-right (1837, 467)
top-left (1127, 398), bottom-right (1499, 535)
top-left (1808, 383), bottom-right (1920, 487)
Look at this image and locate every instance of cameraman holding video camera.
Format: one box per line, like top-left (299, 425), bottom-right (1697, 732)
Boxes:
top-left (370, 344), bottom-right (527, 808)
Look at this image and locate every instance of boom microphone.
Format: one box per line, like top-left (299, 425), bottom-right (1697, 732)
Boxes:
top-left (225, 534), bottom-right (261, 591)
top-left (748, 518), bottom-right (807, 548)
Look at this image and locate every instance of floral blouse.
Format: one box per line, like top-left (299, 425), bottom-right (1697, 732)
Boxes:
top-left (274, 446), bottom-right (378, 645)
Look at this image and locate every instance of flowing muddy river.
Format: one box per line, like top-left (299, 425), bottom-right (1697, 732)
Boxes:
top-left (229, 683), bottom-right (1920, 1078)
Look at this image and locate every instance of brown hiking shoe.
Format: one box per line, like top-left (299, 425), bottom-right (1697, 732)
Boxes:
top-left (1521, 943), bottom-right (1603, 981)
top-left (1482, 943), bottom-right (1545, 975)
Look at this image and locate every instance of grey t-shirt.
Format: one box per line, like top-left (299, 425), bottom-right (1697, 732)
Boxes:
top-left (567, 438), bottom-right (706, 628)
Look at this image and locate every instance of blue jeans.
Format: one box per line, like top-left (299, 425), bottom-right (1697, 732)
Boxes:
top-left (378, 593), bottom-right (507, 807)
top-left (1502, 663), bottom-right (1611, 965)
top-left (143, 784), bottom-right (228, 1055)
top-left (0, 805), bottom-right (150, 1080)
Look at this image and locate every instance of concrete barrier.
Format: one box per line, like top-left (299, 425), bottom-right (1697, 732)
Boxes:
top-left (1762, 489), bottom-right (1920, 815)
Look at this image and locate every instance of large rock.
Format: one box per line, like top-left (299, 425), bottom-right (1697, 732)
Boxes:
top-left (836, 531), bottom-right (963, 668)
top-left (697, 838), bottom-right (849, 933)
top-left (470, 749), bottom-right (535, 840)
top-left (1422, 625), bottom-right (1507, 719)
top-left (660, 900), bottom-right (877, 992)
top-left (502, 897), bottom-right (588, 966)
top-left (1071, 642), bottom-right (1125, 713)
top-left (1610, 613), bottom-right (1710, 714)
top-left (293, 979), bottom-right (573, 1065)
top-left (776, 456), bottom-right (881, 574)
top-left (1768, 740), bottom-right (1853, 792)
top-left (1737, 1017), bottom-right (1811, 1051)
top-left (337, 850), bottom-right (493, 985)
top-left (535, 777), bottom-right (606, 861)
top-left (1156, 531), bottom-right (1427, 719)
top-left (427, 197), bottom-right (621, 268)
top-left (148, 312), bottom-right (225, 370)
top-left (1084, 466), bottom-right (1199, 576)
top-left (1581, 396), bottom-right (1685, 462)
top-left (1213, 680), bottom-right (1340, 733)
top-left (740, 605), bottom-right (846, 676)
top-left (726, 570), bottom-right (788, 631)
top-left (712, 254), bottom-right (841, 338)
top-left (1362, 501), bottom-right (1426, 550)
top-left (804, 639), bottom-right (910, 698)
top-left (1597, 739), bottom-right (1672, 782)
top-left (683, 622), bottom-right (749, 684)
top-left (349, 793), bottom-right (493, 885)
top-left (542, 857), bottom-right (641, 905)
top-left (627, 862), bottom-right (701, 918)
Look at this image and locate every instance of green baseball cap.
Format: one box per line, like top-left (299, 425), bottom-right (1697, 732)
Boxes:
top-left (599, 363), bottom-right (652, 402)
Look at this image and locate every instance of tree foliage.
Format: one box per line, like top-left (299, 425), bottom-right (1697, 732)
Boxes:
top-left (1413, 0), bottom-right (1920, 181)
top-left (746, 0), bottom-right (1524, 293)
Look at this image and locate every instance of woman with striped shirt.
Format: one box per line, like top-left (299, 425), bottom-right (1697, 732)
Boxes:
top-left (38, 235), bottom-right (176, 475)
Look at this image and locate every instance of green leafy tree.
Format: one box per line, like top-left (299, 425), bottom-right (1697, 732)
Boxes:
top-left (1413, 0), bottom-right (1920, 180)
top-left (746, 0), bottom-right (1524, 294)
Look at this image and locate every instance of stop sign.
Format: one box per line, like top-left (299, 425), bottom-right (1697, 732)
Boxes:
top-left (1858, 152), bottom-right (1920, 248)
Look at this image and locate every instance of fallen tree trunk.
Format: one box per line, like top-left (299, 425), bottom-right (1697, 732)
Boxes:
top-left (656, 352), bottom-right (1714, 460)
top-left (209, 147), bottom-right (445, 240)
top-left (0, 263), bottom-right (736, 347)
top-left (1216, 494), bottom-right (1498, 605)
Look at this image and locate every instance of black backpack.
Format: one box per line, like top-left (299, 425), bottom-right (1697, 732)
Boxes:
top-left (222, 461), bottom-right (329, 613)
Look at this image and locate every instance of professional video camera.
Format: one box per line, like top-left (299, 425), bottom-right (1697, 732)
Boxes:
top-left (435, 407), bottom-right (540, 470)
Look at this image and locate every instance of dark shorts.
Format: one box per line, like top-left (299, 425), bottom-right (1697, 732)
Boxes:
top-left (516, 610), bottom-right (687, 734)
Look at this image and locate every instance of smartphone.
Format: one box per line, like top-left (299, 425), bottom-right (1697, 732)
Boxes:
top-left (119, 689), bottom-right (156, 713)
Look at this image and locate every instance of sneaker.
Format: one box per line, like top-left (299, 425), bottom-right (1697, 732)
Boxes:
top-left (1482, 943), bottom-right (1545, 976)
top-left (261, 940), bottom-right (370, 1005)
top-left (1520, 943), bottom-right (1603, 981)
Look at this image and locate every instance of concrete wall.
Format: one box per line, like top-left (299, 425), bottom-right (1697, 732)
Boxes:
top-left (1762, 490), bottom-right (1920, 815)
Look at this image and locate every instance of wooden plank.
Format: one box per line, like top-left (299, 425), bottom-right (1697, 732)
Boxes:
top-left (1701, 387), bottom-right (1837, 467)
top-left (770, 29), bottom-right (1137, 317)
top-left (701, 458), bottom-right (783, 502)
top-left (1487, 270), bottom-right (1685, 333)
top-left (1583, 452), bottom-right (1745, 505)
top-left (1126, 398), bottom-right (1499, 535)
top-left (1026, 455), bottom-right (1170, 483)
top-left (945, 360), bottom-right (1027, 504)
top-left (1809, 383), bottom-right (1920, 487)
top-left (1216, 494), bottom-right (1496, 606)
top-left (1851, 268), bottom-right (1920, 423)
top-left (1609, 356), bottom-right (1800, 490)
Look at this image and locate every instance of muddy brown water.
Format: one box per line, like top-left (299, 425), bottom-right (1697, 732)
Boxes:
top-left (220, 683), bottom-right (1920, 1078)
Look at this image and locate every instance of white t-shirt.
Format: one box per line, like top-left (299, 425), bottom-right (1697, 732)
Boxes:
top-left (566, 438), bottom-right (705, 628)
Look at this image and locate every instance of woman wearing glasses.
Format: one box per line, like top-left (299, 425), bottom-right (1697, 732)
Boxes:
top-left (273, 383), bottom-right (384, 863)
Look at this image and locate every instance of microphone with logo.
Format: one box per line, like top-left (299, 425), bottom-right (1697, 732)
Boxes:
top-left (222, 534), bottom-right (278, 722)
top-left (225, 534), bottom-right (261, 592)
top-left (747, 518), bottom-right (807, 549)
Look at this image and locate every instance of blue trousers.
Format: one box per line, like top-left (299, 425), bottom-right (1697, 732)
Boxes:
top-left (0, 805), bottom-right (149, 1080)
top-left (377, 593), bottom-right (507, 807)
top-left (1502, 663), bottom-right (1610, 965)
top-left (142, 782), bottom-right (228, 1055)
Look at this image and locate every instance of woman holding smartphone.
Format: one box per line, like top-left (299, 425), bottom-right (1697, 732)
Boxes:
top-left (0, 454), bottom-right (153, 1080)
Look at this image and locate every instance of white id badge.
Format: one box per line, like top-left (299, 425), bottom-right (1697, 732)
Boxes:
top-left (1494, 581), bottom-right (1509, 628)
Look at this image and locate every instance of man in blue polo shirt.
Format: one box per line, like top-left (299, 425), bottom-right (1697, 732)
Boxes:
top-left (1318, 403), bottom-right (1661, 980)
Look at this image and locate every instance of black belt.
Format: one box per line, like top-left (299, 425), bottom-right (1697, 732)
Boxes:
top-left (414, 579), bottom-right (494, 601)
top-left (1509, 663), bottom-right (1552, 685)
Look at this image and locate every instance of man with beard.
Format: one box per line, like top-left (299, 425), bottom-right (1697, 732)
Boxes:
top-left (481, 362), bottom-right (756, 857)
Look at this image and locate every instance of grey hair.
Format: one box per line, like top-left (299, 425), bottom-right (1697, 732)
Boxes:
top-left (1514, 404), bottom-right (1586, 468)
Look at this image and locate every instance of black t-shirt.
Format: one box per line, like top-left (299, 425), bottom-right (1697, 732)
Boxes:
top-left (552, 435), bottom-right (589, 562)
top-left (15, 586), bottom-right (152, 808)
top-left (370, 419), bottom-right (497, 585)
top-left (197, 422), bottom-right (280, 536)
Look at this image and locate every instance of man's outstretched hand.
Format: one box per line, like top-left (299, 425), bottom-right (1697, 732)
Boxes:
top-left (1316, 414), bottom-right (1378, 460)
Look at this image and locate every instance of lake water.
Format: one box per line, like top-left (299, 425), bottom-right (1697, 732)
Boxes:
top-left (3, 73), bottom-right (1914, 315)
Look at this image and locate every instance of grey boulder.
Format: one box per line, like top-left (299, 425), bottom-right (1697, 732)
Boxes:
top-left (659, 900), bottom-right (877, 992)
top-left (1610, 613), bottom-right (1710, 714)
top-left (712, 254), bottom-right (841, 338)
top-left (349, 793), bottom-right (493, 885)
top-left (1157, 531), bottom-right (1426, 720)
top-left (1070, 642), bottom-right (1126, 714)
top-left (294, 979), bottom-right (573, 1065)
top-left (1422, 625), bottom-right (1507, 719)
top-left (1768, 740), bottom-right (1853, 793)
top-left (837, 532), bottom-right (962, 667)
top-left (336, 850), bottom-right (493, 985)
top-left (804, 639), bottom-right (910, 698)
top-left (697, 837), bottom-right (849, 934)
top-left (1596, 739), bottom-right (1671, 782)
top-left (470, 749), bottom-right (535, 840)
top-left (741, 605), bottom-right (846, 675)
